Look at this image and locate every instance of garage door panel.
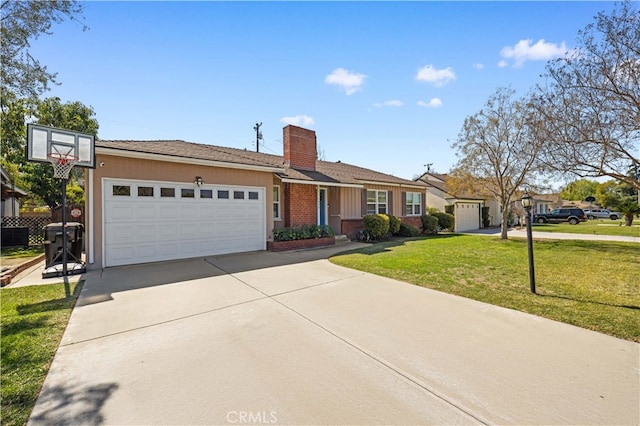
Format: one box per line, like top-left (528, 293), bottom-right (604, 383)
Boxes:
top-left (106, 224), bottom-right (136, 244)
top-left (158, 206), bottom-right (178, 219)
top-left (135, 204), bottom-right (157, 220)
top-left (104, 179), bottom-right (265, 267)
top-left (108, 204), bottom-right (134, 221)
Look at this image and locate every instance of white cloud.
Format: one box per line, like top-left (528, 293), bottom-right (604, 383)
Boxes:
top-left (473, 63), bottom-right (484, 70)
top-left (500, 39), bottom-right (568, 68)
top-left (325, 67), bottom-right (366, 95)
top-left (497, 60), bottom-right (509, 68)
top-left (373, 100), bottom-right (403, 108)
top-left (280, 115), bottom-right (315, 127)
top-left (415, 65), bottom-right (456, 87)
top-left (417, 98), bottom-right (443, 108)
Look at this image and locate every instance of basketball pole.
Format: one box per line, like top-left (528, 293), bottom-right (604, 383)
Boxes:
top-left (61, 176), bottom-right (70, 297)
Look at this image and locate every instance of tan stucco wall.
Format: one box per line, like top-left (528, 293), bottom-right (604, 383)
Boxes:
top-left (86, 154), bottom-right (275, 269)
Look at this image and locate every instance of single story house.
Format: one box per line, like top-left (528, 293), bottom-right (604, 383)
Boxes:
top-left (85, 125), bottom-right (428, 269)
top-left (415, 172), bottom-right (500, 231)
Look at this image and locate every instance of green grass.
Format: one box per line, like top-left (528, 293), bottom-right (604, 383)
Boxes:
top-left (330, 235), bottom-right (640, 342)
top-left (1, 282), bottom-right (82, 426)
top-left (533, 219), bottom-right (640, 237)
top-left (1, 246), bottom-right (44, 260)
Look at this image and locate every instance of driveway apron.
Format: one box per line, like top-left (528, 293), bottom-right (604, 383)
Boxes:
top-left (28, 248), bottom-right (639, 425)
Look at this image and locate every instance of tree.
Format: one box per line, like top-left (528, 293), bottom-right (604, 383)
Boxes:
top-left (560, 179), bottom-right (599, 201)
top-left (1, 0), bottom-right (87, 99)
top-left (451, 87), bottom-right (544, 239)
top-left (23, 97), bottom-right (98, 209)
top-left (532, 1), bottom-right (639, 190)
top-left (616, 197), bottom-right (640, 226)
top-left (595, 180), bottom-right (624, 209)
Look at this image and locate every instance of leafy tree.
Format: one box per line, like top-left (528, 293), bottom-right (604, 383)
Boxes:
top-left (560, 179), bottom-right (599, 201)
top-left (595, 180), bottom-right (624, 209)
top-left (532, 1), bottom-right (639, 191)
top-left (1, 0), bottom-right (87, 99)
top-left (23, 97), bottom-right (98, 209)
top-left (451, 87), bottom-right (544, 239)
top-left (0, 91), bottom-right (34, 164)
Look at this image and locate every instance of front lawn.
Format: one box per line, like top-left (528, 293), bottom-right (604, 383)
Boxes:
top-left (1, 282), bottom-right (82, 426)
top-left (533, 220), bottom-right (640, 237)
top-left (330, 235), bottom-right (640, 342)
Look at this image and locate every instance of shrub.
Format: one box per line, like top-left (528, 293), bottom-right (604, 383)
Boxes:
top-left (363, 214), bottom-right (389, 240)
top-left (445, 204), bottom-right (455, 215)
top-left (482, 206), bottom-right (491, 227)
top-left (420, 214), bottom-right (439, 234)
top-left (398, 222), bottom-right (419, 237)
top-left (427, 207), bottom-right (440, 215)
top-left (273, 224), bottom-right (334, 242)
top-left (388, 215), bottom-right (401, 235)
top-left (431, 212), bottom-right (455, 231)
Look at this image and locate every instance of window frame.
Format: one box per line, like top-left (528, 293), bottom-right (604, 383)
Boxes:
top-left (273, 185), bottom-right (281, 220)
top-left (405, 192), bottom-right (422, 216)
top-left (367, 190), bottom-right (388, 215)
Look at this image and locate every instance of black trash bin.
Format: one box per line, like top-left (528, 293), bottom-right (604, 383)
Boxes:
top-left (43, 222), bottom-right (84, 267)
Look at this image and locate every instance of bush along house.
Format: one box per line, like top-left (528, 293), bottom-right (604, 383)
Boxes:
top-left (84, 125), bottom-right (428, 269)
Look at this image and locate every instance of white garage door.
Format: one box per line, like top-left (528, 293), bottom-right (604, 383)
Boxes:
top-left (103, 179), bottom-right (266, 267)
top-left (455, 203), bottom-right (480, 232)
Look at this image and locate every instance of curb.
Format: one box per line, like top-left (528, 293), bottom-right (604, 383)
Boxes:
top-left (0, 253), bottom-right (46, 287)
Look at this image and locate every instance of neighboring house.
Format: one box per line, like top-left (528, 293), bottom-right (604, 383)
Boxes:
top-left (85, 125), bottom-right (428, 269)
top-left (1, 166), bottom-right (27, 217)
top-left (415, 172), bottom-right (495, 232)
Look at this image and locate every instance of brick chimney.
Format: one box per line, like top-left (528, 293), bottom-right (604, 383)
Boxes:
top-left (283, 125), bottom-right (317, 171)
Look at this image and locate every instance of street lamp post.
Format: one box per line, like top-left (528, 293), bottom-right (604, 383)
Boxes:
top-left (521, 191), bottom-right (536, 294)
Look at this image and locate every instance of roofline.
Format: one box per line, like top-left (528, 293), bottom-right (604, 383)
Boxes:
top-left (355, 179), bottom-right (427, 190)
top-left (279, 178), bottom-right (364, 189)
top-left (96, 147), bottom-right (285, 173)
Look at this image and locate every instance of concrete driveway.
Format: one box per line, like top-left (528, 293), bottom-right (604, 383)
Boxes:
top-left (29, 243), bottom-right (639, 425)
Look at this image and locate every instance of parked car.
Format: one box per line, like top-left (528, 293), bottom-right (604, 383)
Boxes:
top-left (534, 208), bottom-right (587, 225)
top-left (583, 209), bottom-right (621, 220)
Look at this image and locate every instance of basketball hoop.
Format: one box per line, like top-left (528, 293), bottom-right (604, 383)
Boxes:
top-left (48, 153), bottom-right (79, 179)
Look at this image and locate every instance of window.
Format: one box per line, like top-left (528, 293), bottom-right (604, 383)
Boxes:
top-left (405, 192), bottom-right (422, 216)
top-left (273, 186), bottom-right (280, 219)
top-left (367, 190), bottom-right (387, 215)
top-left (248, 191), bottom-right (259, 200)
top-left (234, 191), bottom-right (244, 200)
top-left (113, 185), bottom-right (130, 196)
top-left (181, 188), bottom-right (195, 198)
top-left (138, 186), bottom-right (154, 197)
top-left (161, 187), bottom-right (175, 198)
top-left (217, 190), bottom-right (229, 199)
top-left (200, 189), bottom-right (213, 199)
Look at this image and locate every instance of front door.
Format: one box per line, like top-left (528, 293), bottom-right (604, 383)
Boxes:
top-left (318, 188), bottom-right (327, 226)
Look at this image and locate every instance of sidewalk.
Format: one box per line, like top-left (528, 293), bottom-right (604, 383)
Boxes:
top-left (468, 226), bottom-right (640, 243)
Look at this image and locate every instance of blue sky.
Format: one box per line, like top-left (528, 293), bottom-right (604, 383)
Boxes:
top-left (29, 1), bottom-right (613, 180)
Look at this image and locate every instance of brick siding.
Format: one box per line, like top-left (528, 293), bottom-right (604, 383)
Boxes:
top-left (283, 183), bottom-right (317, 227)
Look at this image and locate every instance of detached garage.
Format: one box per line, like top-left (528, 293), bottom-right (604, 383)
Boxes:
top-left (453, 200), bottom-right (482, 232)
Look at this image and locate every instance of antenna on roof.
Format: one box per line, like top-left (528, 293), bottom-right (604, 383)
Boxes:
top-left (253, 122), bottom-right (263, 153)
top-left (424, 163), bottom-right (433, 173)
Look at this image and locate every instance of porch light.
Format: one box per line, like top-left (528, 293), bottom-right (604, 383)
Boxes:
top-left (194, 176), bottom-right (204, 187)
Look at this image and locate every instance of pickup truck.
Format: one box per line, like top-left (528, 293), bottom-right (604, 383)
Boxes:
top-left (534, 208), bottom-right (587, 225)
top-left (583, 209), bottom-right (621, 220)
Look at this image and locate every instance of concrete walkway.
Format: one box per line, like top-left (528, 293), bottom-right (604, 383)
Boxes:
top-left (25, 243), bottom-right (639, 425)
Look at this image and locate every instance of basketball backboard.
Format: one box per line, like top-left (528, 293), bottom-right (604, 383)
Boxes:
top-left (27, 124), bottom-right (95, 168)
